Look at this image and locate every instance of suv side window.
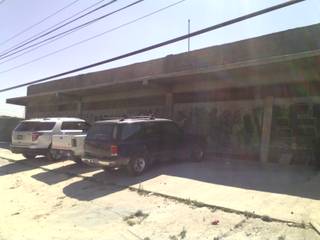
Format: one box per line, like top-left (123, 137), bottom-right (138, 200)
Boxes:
top-left (120, 123), bottom-right (143, 141)
top-left (161, 122), bottom-right (182, 140)
top-left (61, 122), bottom-right (90, 132)
top-left (86, 123), bottom-right (114, 141)
top-left (143, 122), bottom-right (162, 139)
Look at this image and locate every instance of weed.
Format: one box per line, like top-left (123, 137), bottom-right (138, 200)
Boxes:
top-left (234, 219), bottom-right (246, 229)
top-left (169, 227), bottom-right (187, 240)
top-left (134, 210), bottom-right (148, 218)
top-left (243, 211), bottom-right (255, 219)
top-left (261, 215), bottom-right (272, 222)
top-left (137, 184), bottom-right (148, 196)
top-left (169, 236), bottom-right (178, 240)
top-left (179, 227), bottom-right (187, 239)
top-left (123, 210), bottom-right (149, 226)
top-left (127, 219), bottom-right (135, 226)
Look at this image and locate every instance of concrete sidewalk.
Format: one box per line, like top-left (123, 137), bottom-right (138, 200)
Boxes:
top-left (92, 159), bottom-right (320, 225)
top-left (0, 146), bottom-right (319, 226)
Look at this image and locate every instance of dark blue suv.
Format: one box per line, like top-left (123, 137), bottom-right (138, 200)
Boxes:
top-left (82, 116), bottom-right (206, 175)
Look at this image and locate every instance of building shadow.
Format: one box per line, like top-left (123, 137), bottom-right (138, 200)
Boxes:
top-left (62, 158), bottom-right (320, 201)
top-left (0, 156), bottom-right (54, 176)
top-left (31, 163), bottom-right (100, 185)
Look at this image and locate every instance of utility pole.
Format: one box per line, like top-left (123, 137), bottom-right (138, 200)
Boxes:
top-left (188, 19), bottom-right (190, 52)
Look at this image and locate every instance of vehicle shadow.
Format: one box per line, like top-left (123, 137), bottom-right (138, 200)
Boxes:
top-left (0, 157), bottom-right (54, 176)
top-left (62, 158), bottom-right (320, 201)
top-left (31, 163), bottom-right (100, 185)
top-left (0, 142), bottom-right (10, 149)
top-left (62, 167), bottom-right (161, 201)
top-left (63, 172), bottom-right (127, 201)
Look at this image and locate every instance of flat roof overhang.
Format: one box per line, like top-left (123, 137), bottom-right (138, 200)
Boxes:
top-left (7, 49), bottom-right (320, 106)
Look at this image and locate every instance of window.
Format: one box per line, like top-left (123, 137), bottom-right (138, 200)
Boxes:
top-left (144, 122), bottom-right (162, 138)
top-left (61, 121), bottom-right (90, 132)
top-left (120, 123), bottom-right (143, 140)
top-left (86, 123), bottom-right (115, 141)
top-left (15, 122), bottom-right (55, 131)
top-left (161, 122), bottom-right (182, 139)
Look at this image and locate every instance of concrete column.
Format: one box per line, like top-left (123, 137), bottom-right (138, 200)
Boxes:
top-left (260, 96), bottom-right (274, 163)
top-left (25, 106), bottom-right (31, 119)
top-left (77, 101), bottom-right (83, 118)
top-left (165, 93), bottom-right (173, 118)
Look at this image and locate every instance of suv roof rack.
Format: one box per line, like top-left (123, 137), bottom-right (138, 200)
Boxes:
top-left (99, 116), bottom-right (123, 121)
top-left (120, 115), bottom-right (155, 121)
top-left (99, 115), bottom-right (155, 122)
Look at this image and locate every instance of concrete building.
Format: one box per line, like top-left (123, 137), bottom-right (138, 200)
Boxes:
top-left (8, 23), bottom-right (320, 165)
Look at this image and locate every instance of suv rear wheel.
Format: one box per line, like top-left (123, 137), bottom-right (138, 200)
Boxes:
top-left (47, 149), bottom-right (63, 161)
top-left (127, 156), bottom-right (149, 176)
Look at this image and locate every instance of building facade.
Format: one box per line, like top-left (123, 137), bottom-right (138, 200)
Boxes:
top-left (8, 23), bottom-right (320, 165)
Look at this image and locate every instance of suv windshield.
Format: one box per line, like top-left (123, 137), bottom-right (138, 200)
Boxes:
top-left (15, 122), bottom-right (55, 131)
top-left (86, 123), bottom-right (115, 141)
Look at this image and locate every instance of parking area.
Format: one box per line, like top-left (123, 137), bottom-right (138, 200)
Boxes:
top-left (0, 146), bottom-right (319, 240)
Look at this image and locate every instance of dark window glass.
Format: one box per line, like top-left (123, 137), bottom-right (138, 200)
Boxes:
top-left (161, 122), bottom-right (182, 139)
top-left (61, 122), bottom-right (89, 132)
top-left (86, 123), bottom-right (115, 141)
top-left (144, 122), bottom-right (162, 138)
top-left (15, 122), bottom-right (55, 131)
top-left (120, 123), bottom-right (143, 140)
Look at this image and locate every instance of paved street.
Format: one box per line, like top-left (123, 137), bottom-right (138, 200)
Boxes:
top-left (0, 146), bottom-right (319, 240)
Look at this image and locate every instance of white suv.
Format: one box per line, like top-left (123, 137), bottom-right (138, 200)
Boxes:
top-left (11, 118), bottom-right (89, 160)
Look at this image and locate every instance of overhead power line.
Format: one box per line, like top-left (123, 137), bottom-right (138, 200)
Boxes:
top-left (0, 0), bottom-right (109, 56)
top-left (0, 0), bottom-right (80, 46)
top-left (0, 0), bottom-right (119, 59)
top-left (0, 0), bottom-right (188, 69)
top-left (0, 0), bottom-right (143, 61)
top-left (0, 0), bottom-right (306, 93)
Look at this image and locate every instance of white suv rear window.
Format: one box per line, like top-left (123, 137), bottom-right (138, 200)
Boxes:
top-left (15, 122), bottom-right (55, 131)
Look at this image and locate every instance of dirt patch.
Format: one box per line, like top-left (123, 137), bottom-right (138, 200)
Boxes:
top-left (0, 156), bottom-right (319, 240)
top-left (33, 213), bottom-right (50, 220)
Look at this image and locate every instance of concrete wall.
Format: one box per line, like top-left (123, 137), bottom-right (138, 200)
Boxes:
top-left (27, 23), bottom-right (320, 96)
top-left (20, 23), bottom-right (320, 165)
top-left (0, 117), bottom-right (22, 142)
top-left (25, 84), bottom-right (320, 165)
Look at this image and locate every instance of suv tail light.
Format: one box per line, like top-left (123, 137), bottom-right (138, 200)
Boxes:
top-left (32, 132), bottom-right (42, 141)
top-left (110, 145), bottom-right (118, 157)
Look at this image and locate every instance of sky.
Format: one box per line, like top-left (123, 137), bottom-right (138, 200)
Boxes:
top-left (0, 0), bottom-right (320, 118)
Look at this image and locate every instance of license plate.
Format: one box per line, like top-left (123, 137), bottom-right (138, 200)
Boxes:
top-left (89, 159), bottom-right (99, 165)
top-left (17, 135), bottom-right (23, 140)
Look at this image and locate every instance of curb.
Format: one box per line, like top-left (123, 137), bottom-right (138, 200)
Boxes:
top-left (311, 221), bottom-right (320, 235)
